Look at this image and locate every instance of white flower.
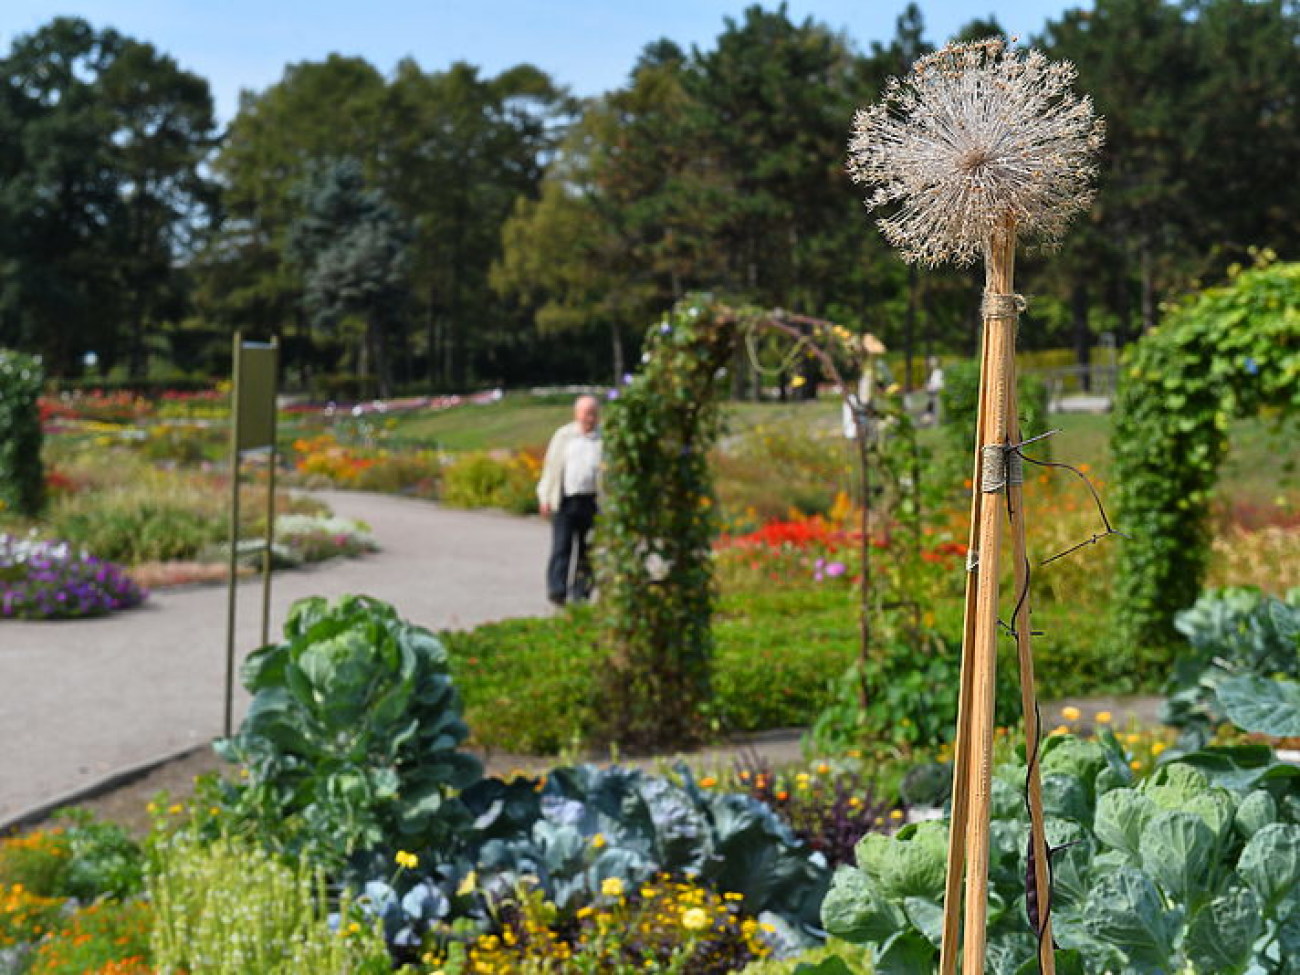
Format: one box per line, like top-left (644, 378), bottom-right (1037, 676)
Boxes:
top-left (848, 37), bottom-right (1104, 266)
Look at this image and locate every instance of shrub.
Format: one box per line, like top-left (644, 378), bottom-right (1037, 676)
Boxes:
top-left (215, 595), bottom-right (482, 869)
top-left (0, 535), bottom-right (146, 619)
top-left (440, 450), bottom-right (538, 514)
top-left (0, 349), bottom-right (45, 516)
top-left (273, 513), bottom-right (378, 563)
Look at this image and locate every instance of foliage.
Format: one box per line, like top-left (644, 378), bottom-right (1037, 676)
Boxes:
top-left (215, 594), bottom-right (482, 869)
top-left (0, 18), bottom-right (218, 377)
top-left (0, 350), bottom-right (45, 517)
top-left (273, 512), bottom-right (378, 563)
top-left (938, 356), bottom-right (1051, 476)
top-left (147, 827), bottom-right (391, 974)
top-left (1163, 588), bottom-right (1300, 747)
top-left (738, 939), bottom-right (872, 974)
top-left (286, 159), bottom-right (412, 397)
top-left (824, 732), bottom-right (1300, 974)
top-left (0, 535), bottom-right (146, 619)
top-left (358, 761), bottom-right (831, 960)
top-left (433, 877), bottom-right (773, 974)
top-left (0, 882), bottom-right (66, 952)
top-left (440, 450), bottom-right (541, 515)
top-left (1112, 260), bottom-right (1300, 651)
top-left (24, 900), bottom-right (151, 975)
top-left (731, 754), bottom-right (903, 869)
top-left (597, 298), bottom-right (736, 750)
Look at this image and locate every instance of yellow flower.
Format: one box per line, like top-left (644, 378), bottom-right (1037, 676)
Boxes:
top-left (681, 907), bottom-right (709, 931)
top-left (791, 375), bottom-right (807, 388)
top-left (698, 776), bottom-right (717, 789)
top-left (1151, 741), bottom-right (1167, 756)
top-left (1095, 711), bottom-right (1113, 724)
top-left (1129, 759), bottom-right (1142, 771)
top-left (1061, 706), bottom-right (1081, 722)
top-left (591, 833), bottom-right (607, 849)
top-left (601, 876), bottom-right (625, 898)
top-left (457, 870), bottom-right (477, 896)
top-left (889, 809), bottom-right (904, 821)
top-left (395, 850), bottom-right (419, 870)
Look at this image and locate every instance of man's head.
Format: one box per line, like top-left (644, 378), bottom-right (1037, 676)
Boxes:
top-left (574, 395), bottom-right (599, 433)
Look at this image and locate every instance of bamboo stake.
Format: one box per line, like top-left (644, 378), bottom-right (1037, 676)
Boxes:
top-left (938, 291), bottom-right (996, 975)
top-left (1008, 361), bottom-right (1055, 971)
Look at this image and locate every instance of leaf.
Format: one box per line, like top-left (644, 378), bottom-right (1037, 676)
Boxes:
top-left (1238, 822), bottom-right (1300, 912)
top-left (1140, 810), bottom-right (1219, 907)
top-left (1094, 788), bottom-right (1157, 858)
top-left (1082, 866), bottom-right (1177, 965)
top-left (1183, 886), bottom-right (1261, 975)
top-left (820, 865), bottom-right (905, 944)
top-left (874, 929), bottom-right (936, 975)
top-left (793, 959), bottom-right (854, 975)
top-left (1218, 674), bottom-right (1300, 737)
top-left (1234, 789), bottom-right (1278, 839)
top-left (901, 896), bottom-right (943, 947)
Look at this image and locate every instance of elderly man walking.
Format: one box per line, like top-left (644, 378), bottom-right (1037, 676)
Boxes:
top-left (536, 394), bottom-right (602, 605)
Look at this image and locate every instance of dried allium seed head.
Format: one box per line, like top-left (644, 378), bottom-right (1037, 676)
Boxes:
top-left (848, 37), bottom-right (1104, 266)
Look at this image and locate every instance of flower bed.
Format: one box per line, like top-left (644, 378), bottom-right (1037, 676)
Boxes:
top-left (0, 535), bottom-right (145, 620)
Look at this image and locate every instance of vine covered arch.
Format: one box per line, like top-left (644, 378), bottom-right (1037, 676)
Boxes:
top-left (596, 297), bottom-right (738, 750)
top-left (1113, 259), bottom-right (1300, 652)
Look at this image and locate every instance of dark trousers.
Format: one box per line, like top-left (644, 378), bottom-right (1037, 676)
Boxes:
top-left (547, 494), bottom-right (597, 603)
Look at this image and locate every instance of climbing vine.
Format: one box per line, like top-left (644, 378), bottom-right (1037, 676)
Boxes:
top-left (1113, 257), bottom-right (1300, 652)
top-left (596, 297), bottom-right (736, 751)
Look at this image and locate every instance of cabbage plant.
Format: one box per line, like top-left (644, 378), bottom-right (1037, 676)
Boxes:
top-left (823, 732), bottom-right (1300, 974)
top-left (216, 594), bottom-right (482, 869)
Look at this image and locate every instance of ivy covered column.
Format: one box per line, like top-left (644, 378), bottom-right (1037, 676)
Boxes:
top-left (1113, 259), bottom-right (1300, 653)
top-left (596, 298), bottom-right (736, 751)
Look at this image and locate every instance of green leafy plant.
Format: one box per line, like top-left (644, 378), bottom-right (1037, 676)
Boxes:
top-left (0, 349), bottom-right (45, 516)
top-left (823, 732), bottom-right (1300, 974)
top-left (1113, 259), bottom-right (1300, 651)
top-left (1162, 587), bottom-right (1300, 747)
top-left (215, 594), bottom-right (483, 868)
top-left (440, 450), bottom-right (539, 514)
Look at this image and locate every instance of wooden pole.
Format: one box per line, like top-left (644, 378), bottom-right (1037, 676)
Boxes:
top-left (1008, 363), bottom-right (1056, 971)
top-left (938, 291), bottom-right (995, 975)
top-left (223, 332), bottom-right (244, 739)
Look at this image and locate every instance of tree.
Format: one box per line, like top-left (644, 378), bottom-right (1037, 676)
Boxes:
top-left (286, 160), bottom-right (412, 398)
top-left (0, 17), bottom-right (217, 375)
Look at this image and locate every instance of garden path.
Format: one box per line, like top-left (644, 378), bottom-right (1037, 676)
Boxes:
top-left (0, 491), bottom-right (552, 827)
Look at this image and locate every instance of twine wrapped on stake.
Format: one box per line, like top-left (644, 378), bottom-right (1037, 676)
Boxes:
top-left (848, 37), bottom-right (1103, 975)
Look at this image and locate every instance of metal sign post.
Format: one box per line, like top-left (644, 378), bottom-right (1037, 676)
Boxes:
top-left (223, 333), bottom-right (279, 738)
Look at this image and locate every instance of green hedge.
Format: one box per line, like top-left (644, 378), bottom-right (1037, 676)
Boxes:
top-left (0, 349), bottom-right (45, 516)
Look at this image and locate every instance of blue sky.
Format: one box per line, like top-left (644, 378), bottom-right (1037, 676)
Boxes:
top-left (4, 1), bottom-right (1088, 125)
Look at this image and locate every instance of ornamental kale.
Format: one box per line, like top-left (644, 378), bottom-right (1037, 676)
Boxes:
top-left (0, 534), bottom-right (146, 619)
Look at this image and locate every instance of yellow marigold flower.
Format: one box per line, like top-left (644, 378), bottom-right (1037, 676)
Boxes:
top-left (1151, 741), bottom-right (1168, 756)
top-left (1051, 724), bottom-right (1070, 736)
top-left (1061, 706), bottom-right (1081, 722)
top-left (681, 907), bottom-right (709, 931)
top-left (816, 762), bottom-right (830, 775)
top-left (591, 832), bottom-right (607, 849)
top-left (698, 776), bottom-right (717, 788)
top-left (724, 892), bottom-right (744, 901)
top-left (1129, 759), bottom-right (1143, 771)
top-left (601, 876), bottom-right (624, 898)
top-left (395, 850), bottom-right (419, 870)
top-left (889, 809), bottom-right (904, 821)
top-left (1095, 710), bottom-right (1113, 724)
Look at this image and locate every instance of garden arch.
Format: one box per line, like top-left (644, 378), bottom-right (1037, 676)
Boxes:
top-left (1113, 259), bottom-right (1300, 652)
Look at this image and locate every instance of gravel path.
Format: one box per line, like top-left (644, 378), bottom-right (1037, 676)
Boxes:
top-left (0, 491), bottom-right (552, 826)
